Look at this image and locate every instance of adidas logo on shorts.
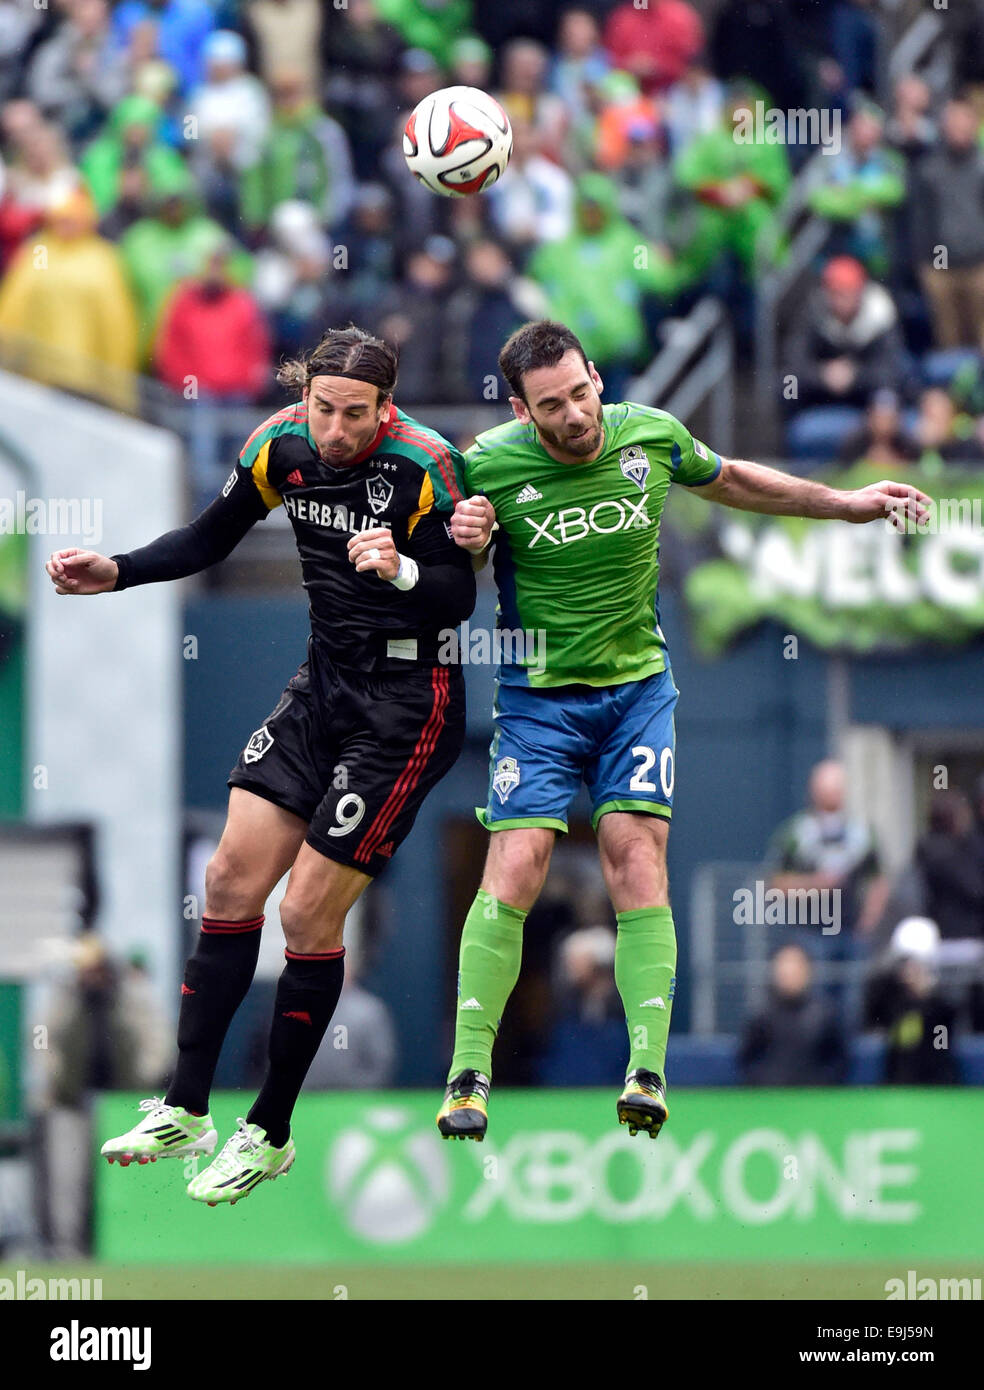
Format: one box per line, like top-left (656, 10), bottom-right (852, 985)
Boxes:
top-left (515, 483), bottom-right (543, 505)
top-left (460, 997), bottom-right (483, 1010)
top-left (640, 996), bottom-right (666, 1009)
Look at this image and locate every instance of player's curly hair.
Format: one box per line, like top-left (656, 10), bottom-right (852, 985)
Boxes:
top-left (277, 325), bottom-right (399, 403)
top-left (499, 320), bottom-right (589, 401)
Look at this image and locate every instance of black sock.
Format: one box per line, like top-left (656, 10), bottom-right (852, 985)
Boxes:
top-left (164, 915), bottom-right (263, 1115)
top-left (248, 949), bottom-right (345, 1148)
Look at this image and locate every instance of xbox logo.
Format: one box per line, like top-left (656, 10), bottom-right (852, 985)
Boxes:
top-left (327, 1107), bottom-right (450, 1243)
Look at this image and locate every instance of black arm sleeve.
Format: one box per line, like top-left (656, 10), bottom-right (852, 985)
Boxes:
top-left (111, 472), bottom-right (271, 591)
top-left (396, 510), bottom-right (477, 628)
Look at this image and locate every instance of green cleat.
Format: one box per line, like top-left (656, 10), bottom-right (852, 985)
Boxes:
top-left (437, 1069), bottom-right (490, 1141)
top-left (101, 1098), bottom-right (217, 1166)
top-left (187, 1119), bottom-right (295, 1206)
top-left (617, 1069), bottom-right (669, 1140)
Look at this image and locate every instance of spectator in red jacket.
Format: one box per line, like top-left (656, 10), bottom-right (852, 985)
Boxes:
top-left (603, 0), bottom-right (704, 95)
top-left (154, 243), bottom-right (272, 507)
top-left (155, 243), bottom-right (270, 398)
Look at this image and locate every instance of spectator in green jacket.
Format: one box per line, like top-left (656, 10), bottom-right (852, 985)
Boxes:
top-left (239, 66), bottom-right (355, 237)
top-left (528, 171), bottom-right (681, 397)
top-left (808, 102), bottom-right (905, 278)
top-left (673, 81), bottom-right (792, 283)
top-left (119, 163), bottom-right (252, 358)
top-left (373, 0), bottom-right (472, 68)
top-left (80, 93), bottom-right (188, 217)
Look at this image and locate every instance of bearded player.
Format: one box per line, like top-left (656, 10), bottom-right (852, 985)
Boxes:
top-left (46, 326), bottom-right (476, 1204)
top-left (437, 319), bottom-right (929, 1143)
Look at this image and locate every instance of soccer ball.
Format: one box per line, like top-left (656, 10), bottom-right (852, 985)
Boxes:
top-left (403, 85), bottom-right (513, 198)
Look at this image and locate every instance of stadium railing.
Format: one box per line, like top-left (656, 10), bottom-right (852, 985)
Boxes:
top-left (688, 857), bottom-right (984, 1039)
top-left (627, 296), bottom-right (735, 456)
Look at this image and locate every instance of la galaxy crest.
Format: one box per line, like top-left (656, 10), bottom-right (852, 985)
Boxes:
top-left (243, 725), bottom-right (274, 764)
top-left (366, 473), bottom-right (393, 516)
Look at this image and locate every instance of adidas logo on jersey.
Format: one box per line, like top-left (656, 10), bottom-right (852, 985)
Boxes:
top-left (515, 483), bottom-right (543, 505)
top-left (640, 996), bottom-right (666, 1009)
top-left (460, 997), bottom-right (483, 1011)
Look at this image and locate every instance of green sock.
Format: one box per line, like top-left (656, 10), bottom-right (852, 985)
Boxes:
top-left (448, 889), bottom-right (526, 1083)
top-left (615, 906), bottom-right (677, 1083)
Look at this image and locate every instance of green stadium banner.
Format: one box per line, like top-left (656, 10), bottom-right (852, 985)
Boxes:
top-left (671, 462), bottom-right (984, 655)
top-left (96, 1089), bottom-right (983, 1264)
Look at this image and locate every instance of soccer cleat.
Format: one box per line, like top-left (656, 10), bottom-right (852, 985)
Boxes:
top-left (617, 1069), bottom-right (669, 1140)
top-left (101, 1098), bottom-right (218, 1166)
top-left (187, 1119), bottom-right (295, 1205)
top-left (437, 1069), bottom-right (490, 1141)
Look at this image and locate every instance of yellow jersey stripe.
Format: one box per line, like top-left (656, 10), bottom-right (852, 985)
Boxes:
top-left (251, 438), bottom-right (283, 511)
top-left (407, 471), bottom-right (434, 538)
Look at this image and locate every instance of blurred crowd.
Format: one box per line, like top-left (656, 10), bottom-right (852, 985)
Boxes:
top-left (523, 759), bottom-right (984, 1091)
top-left (1, 0), bottom-right (981, 490)
top-left (741, 759), bottom-right (984, 1086)
top-left (781, 65), bottom-right (984, 467)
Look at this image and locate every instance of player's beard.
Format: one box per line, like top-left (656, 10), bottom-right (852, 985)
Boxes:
top-left (535, 409), bottom-right (604, 460)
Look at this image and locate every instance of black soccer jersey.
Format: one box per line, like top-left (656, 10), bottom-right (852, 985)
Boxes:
top-left (233, 401), bottom-right (473, 666)
top-left (113, 402), bottom-right (477, 672)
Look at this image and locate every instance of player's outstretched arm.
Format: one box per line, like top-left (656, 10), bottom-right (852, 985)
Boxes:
top-left (696, 459), bottom-right (930, 531)
top-left (46, 549), bottom-right (118, 595)
top-left (49, 470), bottom-right (271, 595)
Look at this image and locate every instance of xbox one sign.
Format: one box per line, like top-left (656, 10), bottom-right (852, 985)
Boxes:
top-left (97, 1091), bottom-right (983, 1264)
top-left (326, 1114), bottom-right (920, 1243)
top-left (328, 1106), bottom-right (450, 1243)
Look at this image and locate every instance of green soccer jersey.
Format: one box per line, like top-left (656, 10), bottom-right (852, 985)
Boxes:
top-left (465, 402), bottom-right (722, 688)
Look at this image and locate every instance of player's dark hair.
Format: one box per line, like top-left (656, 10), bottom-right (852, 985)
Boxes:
top-left (277, 325), bottom-right (398, 403)
top-left (498, 320), bottom-right (590, 401)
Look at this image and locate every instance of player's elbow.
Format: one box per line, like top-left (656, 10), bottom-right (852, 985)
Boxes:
top-left (446, 570), bottom-right (478, 626)
top-left (415, 564), bottom-right (477, 628)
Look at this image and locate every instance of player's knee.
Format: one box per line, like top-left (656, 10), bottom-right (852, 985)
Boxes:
top-left (205, 848), bottom-right (264, 920)
top-left (279, 895), bottom-right (344, 955)
top-left (484, 833), bottom-right (553, 906)
top-left (600, 827), bottom-right (668, 896)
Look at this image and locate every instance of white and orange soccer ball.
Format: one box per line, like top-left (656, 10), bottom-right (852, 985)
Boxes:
top-left (403, 85), bottom-right (513, 197)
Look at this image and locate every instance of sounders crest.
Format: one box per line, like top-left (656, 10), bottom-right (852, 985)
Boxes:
top-left (619, 445), bottom-right (650, 491)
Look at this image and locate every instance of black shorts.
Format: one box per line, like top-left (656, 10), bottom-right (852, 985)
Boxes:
top-left (228, 644), bottom-right (466, 877)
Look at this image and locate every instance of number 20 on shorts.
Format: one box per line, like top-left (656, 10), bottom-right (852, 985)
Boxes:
top-left (630, 745), bottom-right (674, 799)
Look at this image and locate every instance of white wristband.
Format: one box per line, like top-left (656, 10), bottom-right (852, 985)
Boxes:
top-left (389, 553), bottom-right (419, 591)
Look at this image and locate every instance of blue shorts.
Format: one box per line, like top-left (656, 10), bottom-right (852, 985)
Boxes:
top-left (479, 667), bottom-right (678, 834)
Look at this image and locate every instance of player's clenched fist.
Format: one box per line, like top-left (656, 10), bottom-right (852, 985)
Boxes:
top-left (45, 548), bottom-right (118, 595)
top-left (451, 496), bottom-right (496, 554)
top-left (347, 527), bottom-right (399, 580)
